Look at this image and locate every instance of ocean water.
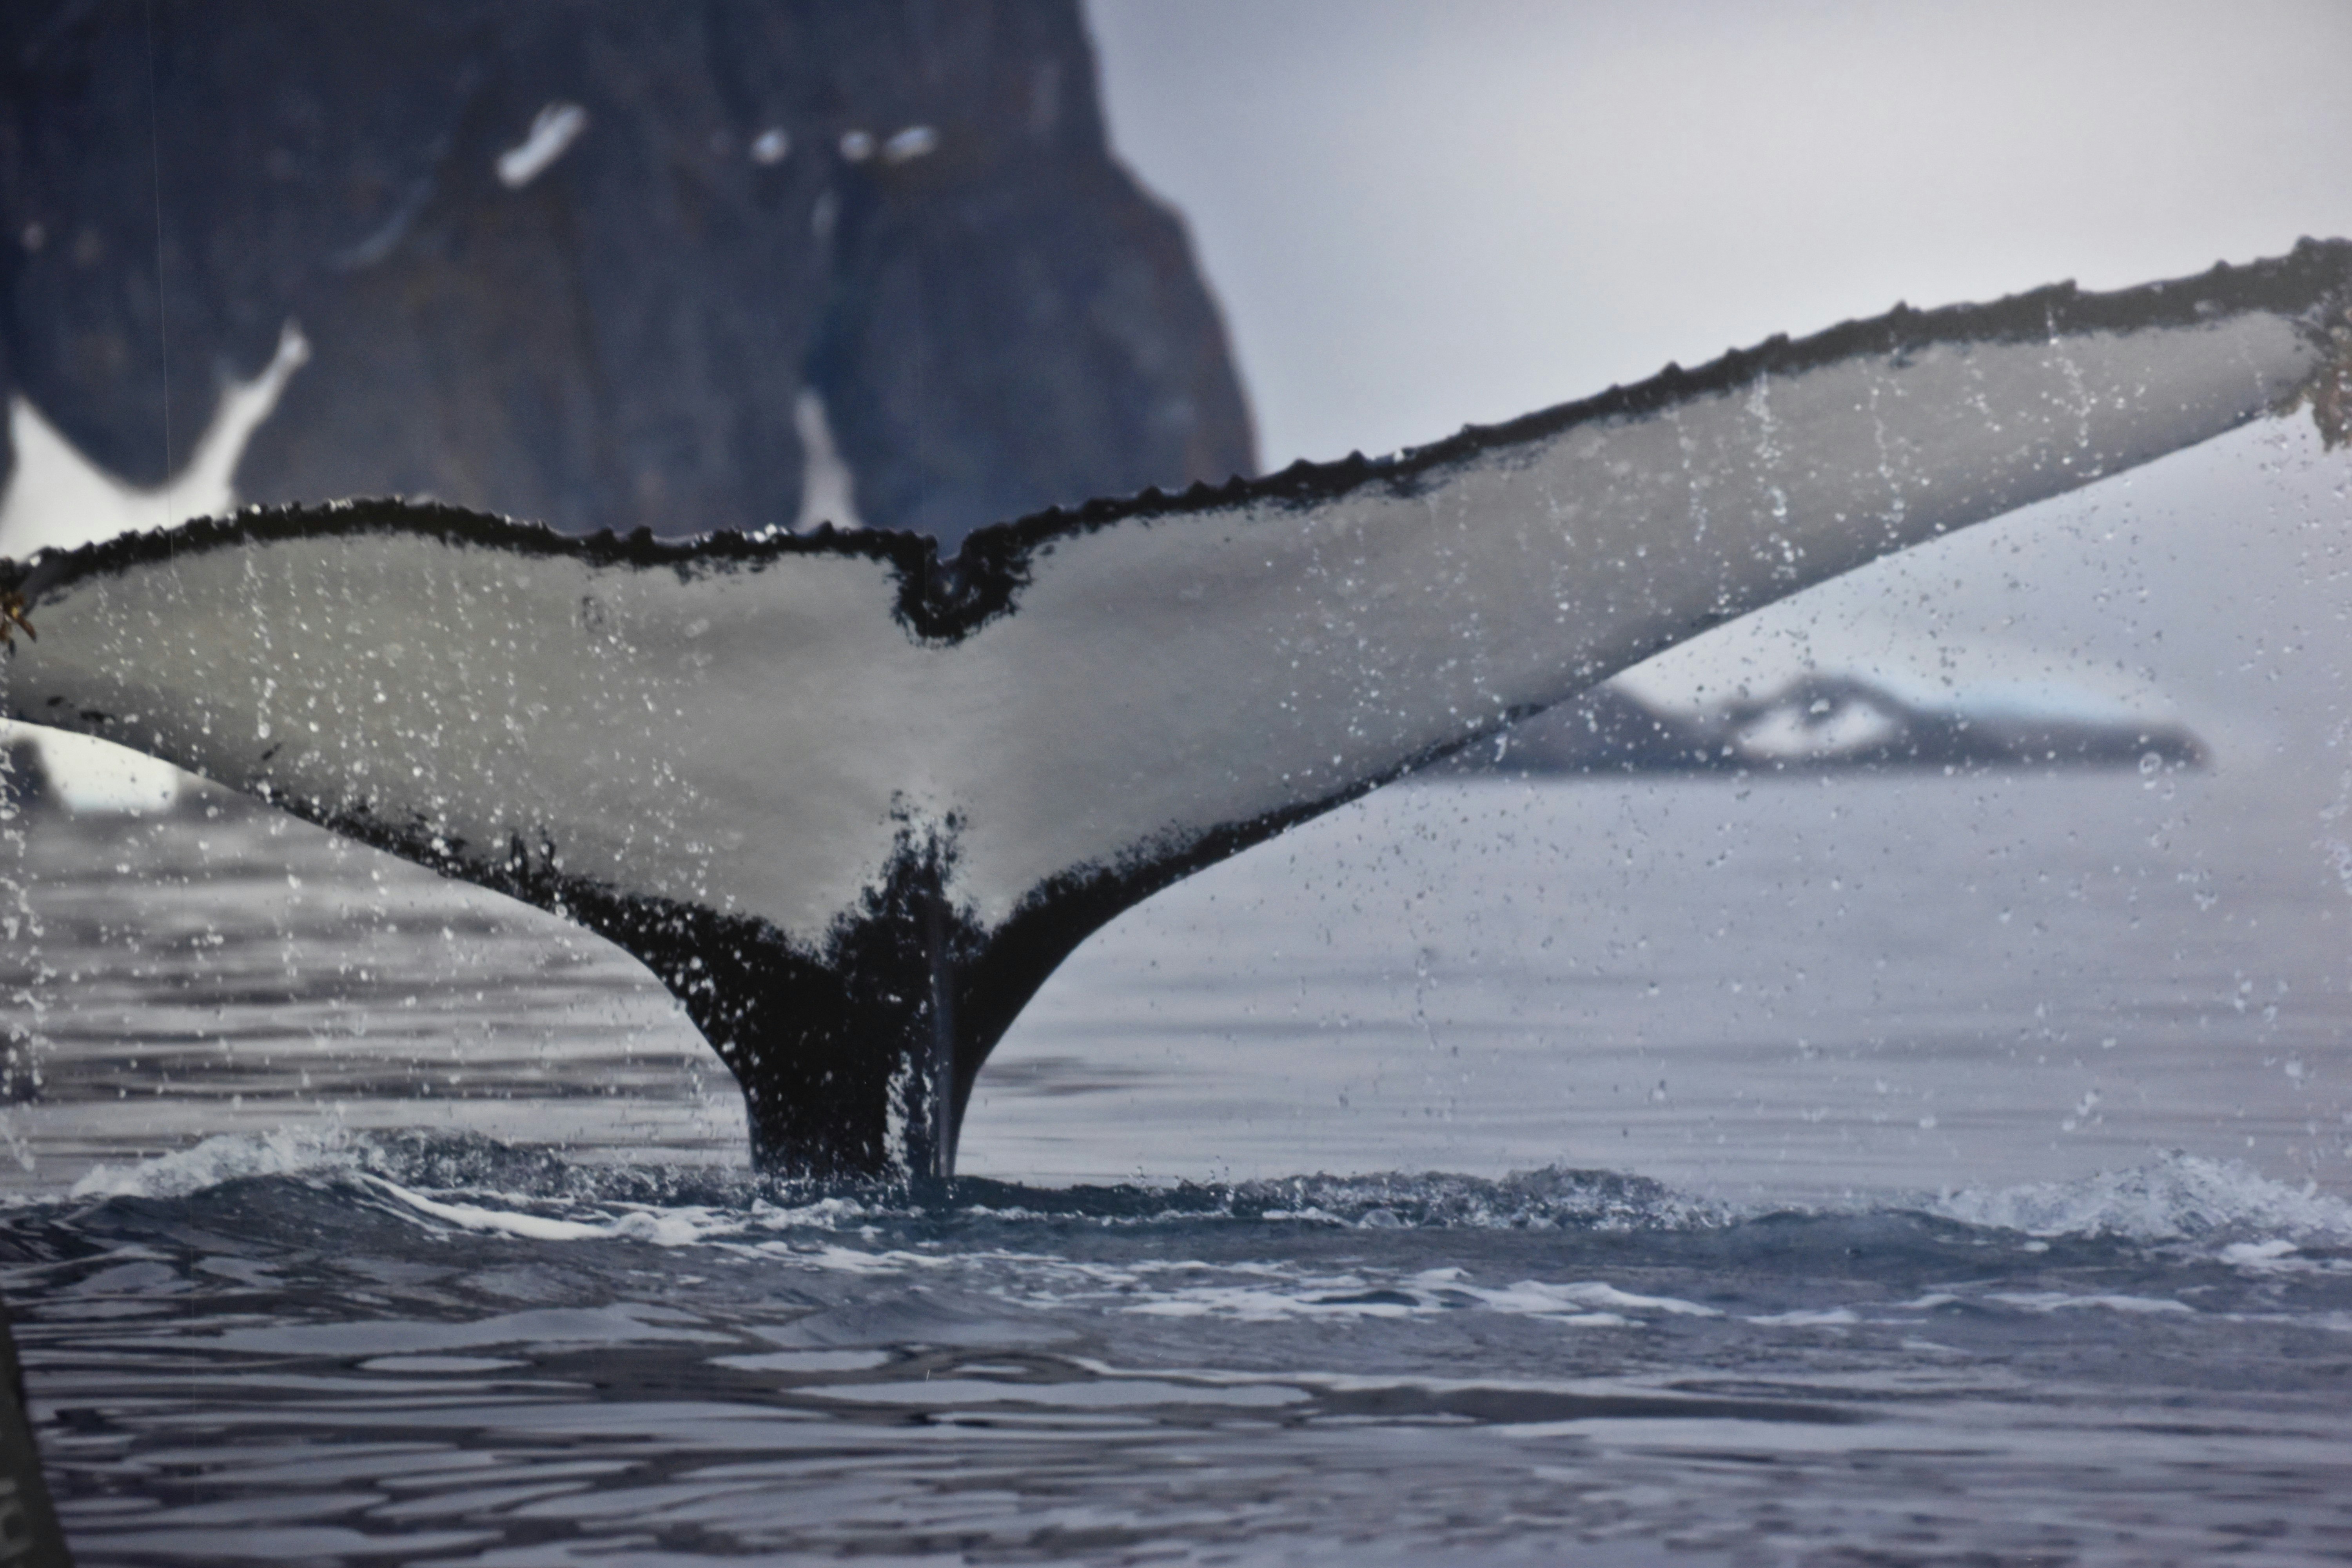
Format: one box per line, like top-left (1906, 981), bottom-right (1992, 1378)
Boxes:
top-left (3, 766), bottom-right (2352, 1565)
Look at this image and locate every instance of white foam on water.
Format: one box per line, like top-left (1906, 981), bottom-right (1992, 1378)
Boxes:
top-left (63, 1132), bottom-right (764, 1250)
top-left (1743, 1307), bottom-right (1862, 1327)
top-left (732, 1239), bottom-right (958, 1276)
top-left (1928, 1152), bottom-right (2352, 1245)
top-left (1985, 1291), bottom-right (2196, 1316)
top-left (1006, 1255), bottom-right (1723, 1327)
top-left (358, 1174), bottom-right (717, 1247)
top-left (69, 1125), bottom-right (361, 1200)
top-left (54, 1135), bottom-right (2346, 1349)
top-left (2213, 1239), bottom-right (2352, 1276)
top-left (1454, 1277), bottom-right (1720, 1321)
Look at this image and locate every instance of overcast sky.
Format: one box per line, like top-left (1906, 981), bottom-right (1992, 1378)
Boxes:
top-left (1085, 1), bottom-right (2352, 757)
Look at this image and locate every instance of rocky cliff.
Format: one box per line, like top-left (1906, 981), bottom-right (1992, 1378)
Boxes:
top-left (0, 0), bottom-right (1254, 545)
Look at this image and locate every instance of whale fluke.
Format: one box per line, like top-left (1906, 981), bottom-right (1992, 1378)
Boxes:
top-left (7, 241), bottom-right (2350, 1179)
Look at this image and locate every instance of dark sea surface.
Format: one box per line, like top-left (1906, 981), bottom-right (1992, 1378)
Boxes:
top-left (3, 766), bottom-right (2351, 1565)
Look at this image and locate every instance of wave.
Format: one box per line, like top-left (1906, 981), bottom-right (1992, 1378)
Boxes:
top-left (58, 1129), bottom-right (1729, 1232)
top-left (1928, 1151), bottom-right (2352, 1245)
top-left (49, 1131), bottom-right (2352, 1261)
top-left (23, 1132), bottom-right (2352, 1347)
top-left (64, 1127), bottom-right (748, 1208)
top-left (953, 1166), bottom-right (1735, 1233)
top-left (66, 1125), bottom-right (368, 1200)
